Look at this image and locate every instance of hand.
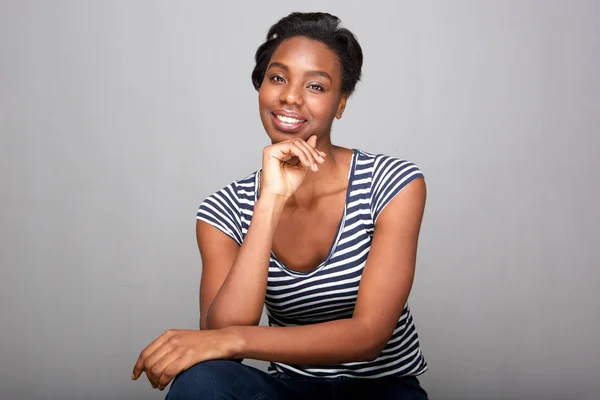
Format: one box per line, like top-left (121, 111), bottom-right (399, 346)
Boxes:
top-left (131, 329), bottom-right (237, 391)
top-left (261, 135), bottom-right (326, 199)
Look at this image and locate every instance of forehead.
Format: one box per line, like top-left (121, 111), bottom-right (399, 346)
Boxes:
top-left (269, 36), bottom-right (342, 78)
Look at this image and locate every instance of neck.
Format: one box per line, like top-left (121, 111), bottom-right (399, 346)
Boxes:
top-left (289, 140), bottom-right (353, 207)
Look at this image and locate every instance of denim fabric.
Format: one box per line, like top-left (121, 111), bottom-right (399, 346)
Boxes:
top-left (166, 360), bottom-right (428, 400)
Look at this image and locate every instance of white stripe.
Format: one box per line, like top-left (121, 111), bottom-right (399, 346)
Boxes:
top-left (330, 237), bottom-right (371, 260)
top-left (337, 229), bottom-right (368, 247)
top-left (349, 188), bottom-right (371, 197)
top-left (236, 180), bottom-right (255, 188)
top-left (196, 216), bottom-right (236, 240)
top-left (271, 363), bottom-right (315, 377)
top-left (266, 261), bottom-right (365, 295)
top-left (284, 300), bottom-right (356, 318)
top-left (266, 288), bottom-right (358, 309)
top-left (343, 207), bottom-right (370, 221)
top-left (356, 158), bottom-right (375, 165)
top-left (353, 177), bottom-right (371, 185)
top-left (238, 198), bottom-right (255, 206)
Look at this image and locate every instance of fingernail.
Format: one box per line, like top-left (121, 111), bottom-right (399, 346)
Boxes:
top-left (313, 163), bottom-right (319, 171)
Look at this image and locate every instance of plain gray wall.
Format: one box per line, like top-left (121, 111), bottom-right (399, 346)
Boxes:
top-left (1, 1), bottom-right (598, 399)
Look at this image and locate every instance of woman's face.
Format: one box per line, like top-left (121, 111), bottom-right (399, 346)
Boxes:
top-left (258, 36), bottom-right (348, 144)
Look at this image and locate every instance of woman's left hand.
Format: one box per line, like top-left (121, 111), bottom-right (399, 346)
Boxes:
top-left (131, 329), bottom-right (238, 391)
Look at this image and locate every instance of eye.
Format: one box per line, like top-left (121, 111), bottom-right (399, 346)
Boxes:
top-left (270, 75), bottom-right (285, 83)
top-left (307, 83), bottom-right (324, 92)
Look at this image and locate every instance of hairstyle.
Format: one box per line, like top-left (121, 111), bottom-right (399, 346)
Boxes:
top-left (251, 12), bottom-right (363, 95)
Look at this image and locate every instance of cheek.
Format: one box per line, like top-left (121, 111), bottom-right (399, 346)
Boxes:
top-left (257, 90), bottom-right (272, 125)
top-left (258, 84), bottom-right (277, 107)
top-left (307, 97), bottom-right (338, 120)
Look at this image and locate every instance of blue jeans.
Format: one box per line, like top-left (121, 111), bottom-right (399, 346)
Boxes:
top-left (166, 360), bottom-right (428, 399)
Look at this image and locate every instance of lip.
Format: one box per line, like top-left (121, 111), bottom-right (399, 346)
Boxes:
top-left (272, 109), bottom-right (308, 120)
top-left (270, 111), bottom-right (308, 133)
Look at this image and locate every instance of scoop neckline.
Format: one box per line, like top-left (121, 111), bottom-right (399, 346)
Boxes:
top-left (255, 148), bottom-right (359, 277)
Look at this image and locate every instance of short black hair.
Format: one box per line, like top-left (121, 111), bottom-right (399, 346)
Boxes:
top-left (251, 12), bottom-right (363, 95)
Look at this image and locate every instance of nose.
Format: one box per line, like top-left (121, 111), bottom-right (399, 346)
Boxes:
top-left (280, 83), bottom-right (304, 107)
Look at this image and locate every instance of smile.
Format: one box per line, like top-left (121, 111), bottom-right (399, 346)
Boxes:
top-left (271, 113), bottom-right (307, 132)
top-left (276, 115), bottom-right (306, 124)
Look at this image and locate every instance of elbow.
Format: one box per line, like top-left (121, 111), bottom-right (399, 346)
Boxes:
top-left (352, 321), bottom-right (390, 362)
top-left (359, 341), bottom-right (386, 362)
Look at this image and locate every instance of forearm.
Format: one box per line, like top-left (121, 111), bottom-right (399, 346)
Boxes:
top-left (225, 318), bottom-right (385, 365)
top-left (206, 195), bottom-right (286, 329)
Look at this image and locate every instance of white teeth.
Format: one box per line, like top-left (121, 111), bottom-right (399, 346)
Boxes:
top-left (276, 115), bottom-right (304, 124)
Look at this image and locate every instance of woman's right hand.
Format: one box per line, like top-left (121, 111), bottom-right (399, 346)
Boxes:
top-left (261, 135), bottom-right (326, 199)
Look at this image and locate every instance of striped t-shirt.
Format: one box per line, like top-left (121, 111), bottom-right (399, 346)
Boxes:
top-left (197, 149), bottom-right (428, 379)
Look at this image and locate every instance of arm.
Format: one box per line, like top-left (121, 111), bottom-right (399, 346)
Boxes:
top-left (200, 194), bottom-right (286, 329)
top-left (200, 136), bottom-right (326, 330)
top-left (133, 177), bottom-right (426, 389)
top-left (227, 177), bottom-right (427, 364)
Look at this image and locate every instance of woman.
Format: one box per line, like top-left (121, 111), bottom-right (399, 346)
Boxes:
top-left (132, 12), bottom-right (429, 399)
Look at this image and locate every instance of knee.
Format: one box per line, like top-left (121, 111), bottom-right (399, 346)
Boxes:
top-left (166, 360), bottom-right (242, 400)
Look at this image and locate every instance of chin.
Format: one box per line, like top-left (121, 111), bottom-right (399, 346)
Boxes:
top-left (265, 125), bottom-right (305, 141)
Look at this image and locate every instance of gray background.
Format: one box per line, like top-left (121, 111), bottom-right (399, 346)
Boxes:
top-left (1, 1), bottom-right (598, 399)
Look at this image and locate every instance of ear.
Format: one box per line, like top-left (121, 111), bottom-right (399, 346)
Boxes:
top-left (335, 94), bottom-right (348, 119)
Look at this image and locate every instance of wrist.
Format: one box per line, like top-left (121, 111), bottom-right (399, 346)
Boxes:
top-left (255, 193), bottom-right (287, 215)
top-left (222, 326), bottom-right (246, 359)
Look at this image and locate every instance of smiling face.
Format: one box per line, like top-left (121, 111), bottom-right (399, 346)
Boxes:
top-left (258, 36), bottom-right (348, 144)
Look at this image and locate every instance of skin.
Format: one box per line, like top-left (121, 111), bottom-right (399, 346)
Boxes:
top-left (132, 36), bottom-right (427, 391)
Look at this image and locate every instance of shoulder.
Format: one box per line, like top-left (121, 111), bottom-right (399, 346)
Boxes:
top-left (353, 149), bottom-right (424, 182)
top-left (196, 170), bottom-right (259, 244)
top-left (353, 150), bottom-right (425, 221)
top-left (200, 170), bottom-right (259, 207)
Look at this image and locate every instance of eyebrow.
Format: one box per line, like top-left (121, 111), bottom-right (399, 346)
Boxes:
top-left (267, 62), bottom-right (332, 82)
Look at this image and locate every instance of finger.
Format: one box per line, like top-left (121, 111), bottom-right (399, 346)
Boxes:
top-left (146, 349), bottom-right (184, 390)
top-left (145, 371), bottom-right (158, 390)
top-left (305, 135), bottom-right (327, 159)
top-left (275, 142), bottom-right (312, 169)
top-left (296, 138), bottom-right (325, 165)
top-left (142, 342), bottom-right (177, 387)
top-left (290, 141), bottom-right (319, 171)
top-left (132, 331), bottom-right (173, 380)
top-left (155, 350), bottom-right (188, 390)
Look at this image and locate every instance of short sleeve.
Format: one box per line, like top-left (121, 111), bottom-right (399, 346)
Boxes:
top-left (370, 156), bottom-right (424, 223)
top-left (196, 182), bottom-right (243, 246)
